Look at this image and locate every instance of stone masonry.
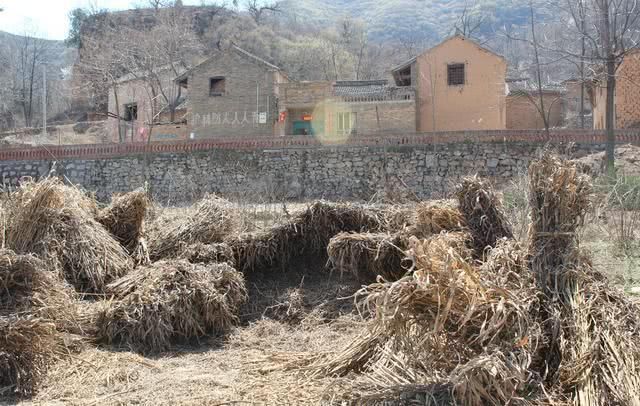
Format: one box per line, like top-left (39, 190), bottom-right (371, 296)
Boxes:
top-left (0, 140), bottom-right (607, 204)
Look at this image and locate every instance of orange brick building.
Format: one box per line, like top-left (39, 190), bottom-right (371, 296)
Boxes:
top-left (592, 50), bottom-right (640, 129)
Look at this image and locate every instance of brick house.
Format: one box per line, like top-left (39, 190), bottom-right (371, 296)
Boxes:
top-left (505, 79), bottom-right (566, 129)
top-left (176, 45), bottom-right (288, 138)
top-left (591, 49), bottom-right (640, 129)
top-left (107, 65), bottom-right (189, 143)
top-left (278, 80), bottom-right (415, 137)
top-left (391, 35), bottom-right (507, 132)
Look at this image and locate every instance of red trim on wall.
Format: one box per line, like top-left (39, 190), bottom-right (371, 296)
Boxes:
top-left (0, 130), bottom-right (637, 162)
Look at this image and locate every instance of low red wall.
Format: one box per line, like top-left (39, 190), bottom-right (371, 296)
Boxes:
top-left (0, 130), bottom-right (638, 162)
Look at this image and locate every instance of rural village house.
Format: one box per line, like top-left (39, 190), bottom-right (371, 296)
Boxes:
top-left (107, 38), bottom-right (615, 141)
top-left (107, 64), bottom-right (189, 143)
top-left (591, 49), bottom-right (640, 129)
top-left (175, 45), bottom-right (288, 138)
top-left (391, 35), bottom-right (508, 132)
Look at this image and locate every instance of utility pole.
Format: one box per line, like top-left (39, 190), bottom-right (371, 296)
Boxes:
top-left (42, 64), bottom-right (47, 139)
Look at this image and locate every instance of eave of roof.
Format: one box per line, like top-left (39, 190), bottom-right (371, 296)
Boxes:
top-left (391, 35), bottom-right (505, 73)
top-left (174, 44), bottom-right (281, 84)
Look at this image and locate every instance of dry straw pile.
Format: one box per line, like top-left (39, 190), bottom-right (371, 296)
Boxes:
top-left (147, 194), bottom-right (239, 261)
top-left (0, 315), bottom-right (62, 397)
top-left (97, 188), bottom-right (150, 264)
top-left (299, 154), bottom-right (640, 405)
top-left (456, 175), bottom-right (513, 255)
top-left (528, 154), bottom-right (640, 405)
top-left (229, 201), bottom-right (386, 272)
top-left (326, 232), bottom-right (409, 281)
top-left (5, 178), bottom-right (132, 293)
top-left (177, 242), bottom-right (235, 265)
top-left (97, 260), bottom-right (247, 353)
top-left (415, 202), bottom-right (466, 236)
top-left (0, 249), bottom-right (77, 396)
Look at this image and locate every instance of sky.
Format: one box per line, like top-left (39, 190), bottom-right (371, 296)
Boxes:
top-left (0, 0), bottom-right (203, 40)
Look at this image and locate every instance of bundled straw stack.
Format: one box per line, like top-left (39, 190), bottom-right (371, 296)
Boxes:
top-left (309, 232), bottom-right (539, 405)
top-left (229, 201), bottom-right (385, 273)
top-left (97, 260), bottom-right (247, 353)
top-left (97, 188), bottom-right (150, 264)
top-left (0, 249), bottom-right (76, 397)
top-left (0, 315), bottom-right (62, 397)
top-left (528, 154), bottom-right (640, 405)
top-left (147, 194), bottom-right (239, 261)
top-left (327, 232), bottom-right (409, 281)
top-left (303, 155), bottom-right (640, 405)
top-left (6, 178), bottom-right (132, 293)
top-left (455, 176), bottom-right (513, 256)
top-left (414, 202), bottom-right (466, 236)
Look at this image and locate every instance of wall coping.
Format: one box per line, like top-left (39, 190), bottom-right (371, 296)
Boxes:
top-left (0, 129), bottom-right (638, 161)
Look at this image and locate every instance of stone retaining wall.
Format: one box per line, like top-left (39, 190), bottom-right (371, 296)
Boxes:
top-left (0, 140), bottom-right (607, 203)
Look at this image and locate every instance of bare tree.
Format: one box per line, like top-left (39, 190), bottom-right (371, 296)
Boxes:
top-left (11, 33), bottom-right (51, 128)
top-left (245, 0), bottom-right (281, 24)
top-left (124, 6), bottom-right (203, 129)
top-left (528, 0), bottom-right (550, 134)
top-left (550, 0), bottom-right (640, 171)
top-left (77, 22), bottom-right (131, 142)
top-left (453, 0), bottom-right (487, 39)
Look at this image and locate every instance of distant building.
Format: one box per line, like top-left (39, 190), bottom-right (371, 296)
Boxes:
top-left (391, 35), bottom-right (507, 132)
top-left (591, 49), bottom-right (640, 129)
top-left (505, 79), bottom-right (566, 129)
top-left (278, 80), bottom-right (415, 137)
top-left (107, 65), bottom-right (189, 142)
top-left (176, 45), bottom-right (288, 138)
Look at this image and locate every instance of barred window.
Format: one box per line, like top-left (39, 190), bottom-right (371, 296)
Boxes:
top-left (447, 63), bottom-right (465, 86)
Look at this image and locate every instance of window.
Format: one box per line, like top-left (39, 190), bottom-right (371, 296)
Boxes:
top-left (447, 63), bottom-right (465, 86)
top-left (124, 103), bottom-right (138, 121)
top-left (209, 77), bottom-right (225, 96)
top-left (337, 112), bottom-right (357, 136)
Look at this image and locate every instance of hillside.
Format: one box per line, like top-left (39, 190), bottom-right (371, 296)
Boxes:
top-left (281, 0), bottom-right (532, 42)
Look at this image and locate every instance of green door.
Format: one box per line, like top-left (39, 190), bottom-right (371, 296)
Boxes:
top-left (292, 121), bottom-right (312, 136)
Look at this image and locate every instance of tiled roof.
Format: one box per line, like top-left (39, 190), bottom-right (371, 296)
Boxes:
top-left (333, 80), bottom-right (389, 97)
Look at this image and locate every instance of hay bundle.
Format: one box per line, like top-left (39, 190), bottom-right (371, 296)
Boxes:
top-left (0, 315), bottom-right (62, 397)
top-left (326, 232), bottom-right (409, 281)
top-left (0, 249), bottom-right (78, 330)
top-left (379, 205), bottom-right (416, 233)
top-left (455, 176), bottom-right (513, 255)
top-left (97, 188), bottom-right (149, 253)
top-left (177, 242), bottom-right (235, 265)
top-left (98, 260), bottom-right (247, 353)
top-left (147, 194), bottom-right (239, 261)
top-left (6, 178), bottom-right (132, 293)
top-left (230, 201), bottom-right (385, 273)
top-left (309, 233), bottom-right (539, 404)
top-left (528, 154), bottom-right (640, 405)
top-left (415, 203), bottom-right (466, 236)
